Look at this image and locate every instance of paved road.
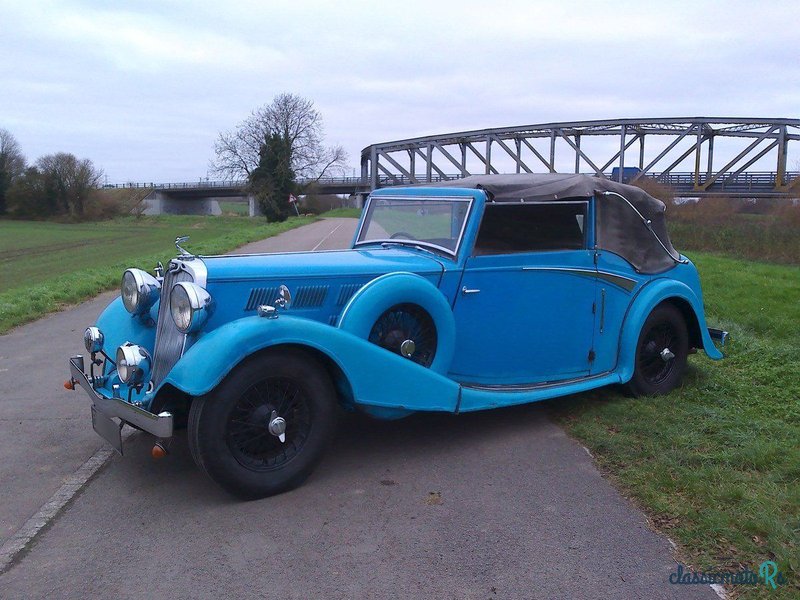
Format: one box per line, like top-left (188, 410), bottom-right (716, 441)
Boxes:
top-left (0, 218), bottom-right (716, 599)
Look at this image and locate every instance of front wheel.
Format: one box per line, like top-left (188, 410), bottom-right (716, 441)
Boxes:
top-left (188, 349), bottom-right (338, 499)
top-left (624, 303), bottom-right (688, 397)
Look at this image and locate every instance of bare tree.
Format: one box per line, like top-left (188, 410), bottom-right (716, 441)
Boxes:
top-left (0, 128), bottom-right (26, 214)
top-left (211, 93), bottom-right (347, 182)
top-left (36, 153), bottom-right (103, 217)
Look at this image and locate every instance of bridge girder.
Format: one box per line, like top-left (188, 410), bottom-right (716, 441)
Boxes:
top-left (361, 117), bottom-right (800, 196)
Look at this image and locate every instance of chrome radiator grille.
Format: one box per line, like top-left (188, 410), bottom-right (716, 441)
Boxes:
top-left (151, 266), bottom-right (193, 387)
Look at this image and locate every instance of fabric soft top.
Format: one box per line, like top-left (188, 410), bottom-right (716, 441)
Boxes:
top-left (426, 173), bottom-right (681, 273)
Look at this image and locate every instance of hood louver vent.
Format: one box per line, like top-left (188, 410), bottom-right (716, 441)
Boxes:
top-left (293, 285), bottom-right (329, 308)
top-left (244, 287), bottom-right (279, 311)
top-left (337, 283), bottom-right (363, 306)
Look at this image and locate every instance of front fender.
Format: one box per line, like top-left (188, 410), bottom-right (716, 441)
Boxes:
top-left (160, 314), bottom-right (460, 412)
top-left (617, 278), bottom-right (723, 382)
top-left (96, 297), bottom-right (157, 360)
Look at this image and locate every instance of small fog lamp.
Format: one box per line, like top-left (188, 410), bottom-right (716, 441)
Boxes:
top-left (83, 327), bottom-right (104, 354)
top-left (115, 343), bottom-right (152, 386)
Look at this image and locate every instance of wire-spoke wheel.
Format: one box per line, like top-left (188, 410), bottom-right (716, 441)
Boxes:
top-left (624, 303), bottom-right (688, 397)
top-left (189, 349), bottom-right (337, 499)
top-left (368, 303), bottom-right (437, 367)
top-left (226, 377), bottom-right (312, 471)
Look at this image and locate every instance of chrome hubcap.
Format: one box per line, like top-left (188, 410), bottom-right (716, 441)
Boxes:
top-left (660, 347), bottom-right (675, 362)
top-left (268, 410), bottom-right (287, 443)
top-left (400, 339), bottom-right (416, 358)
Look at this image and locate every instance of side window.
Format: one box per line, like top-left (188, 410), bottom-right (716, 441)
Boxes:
top-left (473, 202), bottom-right (587, 255)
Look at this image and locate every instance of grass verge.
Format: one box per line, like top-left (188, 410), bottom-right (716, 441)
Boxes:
top-left (0, 215), bottom-right (315, 334)
top-left (321, 207), bottom-right (362, 218)
top-left (551, 251), bottom-right (800, 598)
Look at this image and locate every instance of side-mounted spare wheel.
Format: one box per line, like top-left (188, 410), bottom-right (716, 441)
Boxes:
top-left (188, 349), bottom-right (338, 499)
top-left (368, 303), bottom-right (438, 367)
top-left (338, 272), bottom-right (456, 374)
top-left (624, 303), bottom-right (689, 397)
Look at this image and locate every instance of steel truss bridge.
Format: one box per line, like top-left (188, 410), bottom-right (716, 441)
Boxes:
top-left (361, 117), bottom-right (800, 197)
top-left (112, 118), bottom-right (799, 201)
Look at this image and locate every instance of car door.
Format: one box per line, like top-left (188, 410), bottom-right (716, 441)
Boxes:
top-left (449, 201), bottom-right (597, 386)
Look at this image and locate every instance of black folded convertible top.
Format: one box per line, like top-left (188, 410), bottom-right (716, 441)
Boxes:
top-left (427, 173), bottom-right (681, 273)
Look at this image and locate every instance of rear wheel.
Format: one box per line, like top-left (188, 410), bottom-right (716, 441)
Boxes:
top-left (624, 304), bottom-right (688, 397)
top-left (188, 349), bottom-right (337, 499)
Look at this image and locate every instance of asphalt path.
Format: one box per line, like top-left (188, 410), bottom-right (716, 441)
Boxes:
top-left (0, 218), bottom-right (716, 599)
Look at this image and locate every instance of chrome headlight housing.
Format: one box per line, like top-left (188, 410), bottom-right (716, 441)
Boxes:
top-left (121, 269), bottom-right (161, 315)
top-left (83, 327), bottom-right (104, 353)
top-left (170, 282), bottom-right (212, 333)
top-left (115, 343), bottom-right (152, 385)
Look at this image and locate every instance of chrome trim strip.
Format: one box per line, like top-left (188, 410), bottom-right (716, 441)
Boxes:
top-left (69, 356), bottom-right (173, 438)
top-left (201, 248), bottom-right (354, 259)
top-left (521, 267), bottom-right (637, 292)
top-left (461, 371), bottom-right (611, 392)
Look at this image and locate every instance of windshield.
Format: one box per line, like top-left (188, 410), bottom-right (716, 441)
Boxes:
top-left (355, 196), bottom-right (471, 256)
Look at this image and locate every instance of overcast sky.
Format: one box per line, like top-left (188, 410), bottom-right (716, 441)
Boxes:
top-left (1, 0), bottom-right (798, 183)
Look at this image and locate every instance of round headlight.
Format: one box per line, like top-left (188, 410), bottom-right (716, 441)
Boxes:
top-left (84, 327), bottom-right (104, 354)
top-left (121, 269), bottom-right (161, 315)
top-left (115, 343), bottom-right (151, 385)
top-left (170, 282), bottom-right (212, 333)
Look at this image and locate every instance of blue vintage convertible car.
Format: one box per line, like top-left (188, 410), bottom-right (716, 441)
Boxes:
top-left (67, 174), bottom-right (727, 498)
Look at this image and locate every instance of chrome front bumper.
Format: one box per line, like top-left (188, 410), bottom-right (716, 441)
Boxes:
top-left (69, 356), bottom-right (173, 452)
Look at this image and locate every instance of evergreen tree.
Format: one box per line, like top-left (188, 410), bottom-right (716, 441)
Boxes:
top-left (250, 134), bottom-right (296, 222)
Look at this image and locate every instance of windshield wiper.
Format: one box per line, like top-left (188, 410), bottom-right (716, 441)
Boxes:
top-left (380, 241), bottom-right (442, 258)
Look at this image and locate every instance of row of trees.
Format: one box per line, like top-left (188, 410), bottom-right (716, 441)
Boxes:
top-left (1, 93), bottom-right (345, 221)
top-left (212, 93), bottom-right (347, 221)
top-left (0, 128), bottom-right (103, 218)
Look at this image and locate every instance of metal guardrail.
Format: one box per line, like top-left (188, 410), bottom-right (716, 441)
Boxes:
top-left (102, 176), bottom-right (369, 190)
top-left (105, 171), bottom-right (799, 193)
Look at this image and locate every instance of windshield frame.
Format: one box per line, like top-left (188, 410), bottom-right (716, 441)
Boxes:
top-left (353, 195), bottom-right (474, 259)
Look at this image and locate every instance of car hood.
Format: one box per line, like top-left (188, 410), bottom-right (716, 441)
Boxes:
top-left (201, 246), bottom-right (445, 283)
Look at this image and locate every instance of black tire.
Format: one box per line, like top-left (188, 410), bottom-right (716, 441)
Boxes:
top-left (624, 303), bottom-right (689, 397)
top-left (188, 349), bottom-right (338, 499)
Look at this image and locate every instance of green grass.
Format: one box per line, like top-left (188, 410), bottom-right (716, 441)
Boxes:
top-left (321, 207), bottom-right (362, 218)
top-left (0, 215), bottom-right (315, 333)
top-left (552, 251), bottom-right (800, 598)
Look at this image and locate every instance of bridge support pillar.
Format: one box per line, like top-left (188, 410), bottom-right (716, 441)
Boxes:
top-left (248, 195), bottom-right (261, 217)
top-left (142, 191), bottom-right (222, 216)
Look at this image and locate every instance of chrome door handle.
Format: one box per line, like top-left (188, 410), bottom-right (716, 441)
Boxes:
top-left (461, 286), bottom-right (481, 295)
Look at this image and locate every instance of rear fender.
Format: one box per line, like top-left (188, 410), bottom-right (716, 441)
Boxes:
top-left (617, 279), bottom-right (723, 382)
top-left (160, 314), bottom-right (460, 412)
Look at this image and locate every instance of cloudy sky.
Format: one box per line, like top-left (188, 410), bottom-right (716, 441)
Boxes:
top-left (1, 0), bottom-right (798, 183)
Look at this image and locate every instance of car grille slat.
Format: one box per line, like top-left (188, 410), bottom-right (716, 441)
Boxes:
top-left (151, 267), bottom-right (193, 387)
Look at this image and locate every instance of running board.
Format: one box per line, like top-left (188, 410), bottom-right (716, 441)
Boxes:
top-left (457, 371), bottom-right (621, 413)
